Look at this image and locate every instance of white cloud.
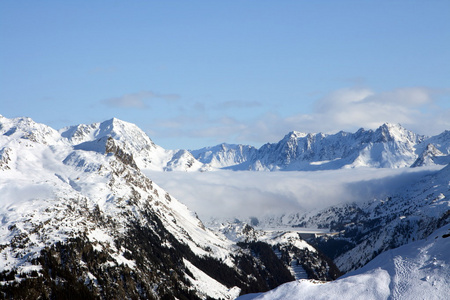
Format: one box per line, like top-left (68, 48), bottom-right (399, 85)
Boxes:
top-left (147, 86), bottom-right (450, 149)
top-left (314, 88), bottom-right (375, 112)
top-left (377, 87), bottom-right (433, 105)
top-left (102, 91), bottom-right (180, 109)
top-left (234, 86), bottom-right (450, 143)
top-left (307, 87), bottom-right (435, 132)
top-left (214, 100), bottom-right (262, 110)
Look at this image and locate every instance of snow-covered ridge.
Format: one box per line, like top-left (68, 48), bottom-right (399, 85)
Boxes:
top-left (0, 115), bottom-right (64, 145)
top-left (238, 224), bottom-right (450, 300)
top-left (190, 143), bottom-right (258, 169)
top-left (2, 115), bottom-right (449, 172)
top-left (192, 122), bottom-right (449, 171)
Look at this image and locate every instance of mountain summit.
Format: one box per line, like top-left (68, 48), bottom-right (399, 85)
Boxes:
top-left (60, 118), bottom-right (207, 172)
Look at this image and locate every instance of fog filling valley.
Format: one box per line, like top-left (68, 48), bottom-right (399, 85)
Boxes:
top-left (144, 166), bottom-right (442, 222)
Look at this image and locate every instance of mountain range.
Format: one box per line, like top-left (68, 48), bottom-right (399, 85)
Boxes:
top-left (13, 115), bottom-right (448, 173)
top-left (0, 114), bottom-right (449, 299)
top-left (192, 123), bottom-right (450, 171)
top-left (66, 117), bottom-right (450, 171)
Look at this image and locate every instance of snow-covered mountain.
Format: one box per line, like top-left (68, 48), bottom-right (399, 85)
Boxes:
top-left (192, 123), bottom-right (450, 171)
top-left (411, 143), bottom-right (450, 167)
top-left (410, 130), bottom-right (450, 167)
top-left (238, 224), bottom-right (450, 300)
top-left (190, 143), bottom-right (258, 169)
top-left (60, 118), bottom-right (208, 172)
top-left (0, 116), bottom-right (238, 298)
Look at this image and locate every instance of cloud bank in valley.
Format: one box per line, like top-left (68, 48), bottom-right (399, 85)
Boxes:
top-left (145, 166), bottom-right (440, 222)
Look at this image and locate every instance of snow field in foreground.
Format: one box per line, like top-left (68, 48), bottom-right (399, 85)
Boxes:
top-left (238, 224), bottom-right (450, 300)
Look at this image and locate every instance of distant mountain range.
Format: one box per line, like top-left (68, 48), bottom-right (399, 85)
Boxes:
top-left (18, 115), bottom-right (445, 172)
top-left (192, 123), bottom-right (450, 171)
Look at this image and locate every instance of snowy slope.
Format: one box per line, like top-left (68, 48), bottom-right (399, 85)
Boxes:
top-left (331, 163), bottom-right (449, 272)
top-left (238, 224), bottom-right (450, 300)
top-left (191, 143), bottom-right (258, 169)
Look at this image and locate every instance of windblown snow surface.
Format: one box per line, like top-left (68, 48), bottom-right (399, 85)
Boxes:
top-left (238, 224), bottom-right (450, 300)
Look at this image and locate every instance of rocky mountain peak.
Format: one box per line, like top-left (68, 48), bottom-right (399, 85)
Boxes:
top-left (61, 118), bottom-right (157, 150)
top-left (411, 143), bottom-right (448, 168)
top-left (1, 116), bottom-right (62, 145)
top-left (374, 123), bottom-right (425, 144)
top-left (373, 123), bottom-right (399, 142)
top-left (283, 131), bottom-right (309, 141)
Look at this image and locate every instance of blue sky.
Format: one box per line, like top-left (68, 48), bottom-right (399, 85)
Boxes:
top-left (1, 1), bottom-right (449, 149)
